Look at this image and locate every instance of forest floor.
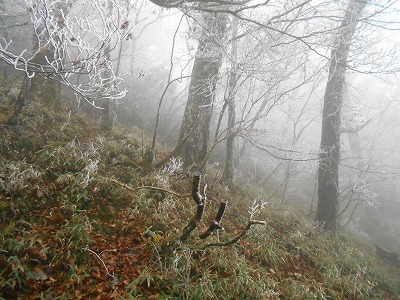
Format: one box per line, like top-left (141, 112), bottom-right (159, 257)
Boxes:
top-left (0, 100), bottom-right (400, 299)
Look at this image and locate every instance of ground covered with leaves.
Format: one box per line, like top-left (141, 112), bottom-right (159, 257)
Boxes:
top-left (1, 100), bottom-right (399, 299)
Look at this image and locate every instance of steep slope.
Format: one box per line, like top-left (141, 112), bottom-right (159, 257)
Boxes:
top-left (0, 100), bottom-right (399, 299)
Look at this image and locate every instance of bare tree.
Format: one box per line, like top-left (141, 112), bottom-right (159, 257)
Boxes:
top-left (0, 0), bottom-right (128, 124)
top-left (316, 0), bottom-right (367, 231)
top-left (149, 0), bottom-right (327, 171)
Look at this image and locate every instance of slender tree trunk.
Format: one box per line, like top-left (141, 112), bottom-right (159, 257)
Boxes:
top-left (222, 18), bottom-right (238, 183)
top-left (317, 0), bottom-right (367, 230)
top-left (177, 12), bottom-right (227, 169)
top-left (101, 0), bottom-right (116, 133)
top-left (27, 2), bottom-right (71, 111)
top-left (0, 4), bottom-right (8, 89)
top-left (5, 76), bottom-right (30, 125)
top-left (309, 171), bottom-right (318, 216)
top-left (129, 0), bottom-right (145, 74)
top-left (101, 48), bottom-right (115, 132)
top-left (236, 88), bottom-right (270, 162)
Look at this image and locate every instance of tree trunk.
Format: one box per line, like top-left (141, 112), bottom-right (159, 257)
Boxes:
top-left (0, 3), bottom-right (8, 89)
top-left (316, 0), bottom-right (367, 230)
top-left (5, 76), bottom-right (30, 125)
top-left (101, 0), bottom-right (116, 133)
top-left (222, 18), bottom-right (238, 183)
top-left (177, 12), bottom-right (227, 168)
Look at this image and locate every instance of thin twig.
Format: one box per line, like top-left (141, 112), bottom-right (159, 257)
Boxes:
top-left (82, 245), bottom-right (115, 279)
top-left (97, 175), bottom-right (190, 197)
top-left (151, 14), bottom-right (185, 157)
top-left (201, 220), bottom-right (266, 250)
top-left (132, 185), bottom-right (190, 197)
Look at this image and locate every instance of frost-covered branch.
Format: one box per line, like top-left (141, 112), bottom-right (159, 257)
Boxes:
top-left (0, 0), bottom-right (131, 104)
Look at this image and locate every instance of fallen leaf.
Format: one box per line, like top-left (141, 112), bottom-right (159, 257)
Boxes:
top-left (33, 266), bottom-right (48, 280)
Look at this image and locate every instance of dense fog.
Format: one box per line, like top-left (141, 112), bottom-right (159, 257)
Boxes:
top-left (1, 0), bottom-right (400, 251)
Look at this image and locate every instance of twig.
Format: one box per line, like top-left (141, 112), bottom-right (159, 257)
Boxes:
top-left (82, 245), bottom-right (115, 279)
top-left (133, 185), bottom-right (190, 197)
top-left (201, 220), bottom-right (266, 250)
top-left (97, 175), bottom-right (190, 197)
top-left (151, 14), bottom-right (185, 158)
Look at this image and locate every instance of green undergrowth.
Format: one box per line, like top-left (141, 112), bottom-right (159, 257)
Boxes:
top-left (0, 97), bottom-right (399, 299)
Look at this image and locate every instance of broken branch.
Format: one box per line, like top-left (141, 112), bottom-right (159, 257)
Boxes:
top-left (180, 173), bottom-right (265, 246)
top-left (199, 201), bottom-right (227, 239)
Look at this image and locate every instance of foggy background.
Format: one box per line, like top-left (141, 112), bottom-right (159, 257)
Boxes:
top-left (1, 0), bottom-right (400, 252)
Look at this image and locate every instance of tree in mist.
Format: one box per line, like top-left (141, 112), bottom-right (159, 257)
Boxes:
top-left (101, 0), bottom-right (117, 132)
top-left (175, 12), bottom-right (227, 168)
top-left (3, 0), bottom-right (71, 124)
top-left (149, 0), bottom-right (321, 171)
top-left (147, 0), bottom-right (398, 219)
top-left (316, 0), bottom-right (367, 231)
top-left (0, 0), bottom-right (127, 125)
top-left (222, 17), bottom-right (238, 183)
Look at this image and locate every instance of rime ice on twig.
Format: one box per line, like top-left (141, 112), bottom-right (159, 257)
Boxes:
top-left (0, 0), bottom-right (128, 104)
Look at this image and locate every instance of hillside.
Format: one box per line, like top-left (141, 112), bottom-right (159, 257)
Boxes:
top-left (0, 102), bottom-right (399, 299)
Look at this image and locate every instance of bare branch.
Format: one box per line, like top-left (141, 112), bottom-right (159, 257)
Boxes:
top-left (97, 175), bottom-right (191, 197)
top-left (201, 220), bottom-right (266, 250)
top-left (0, 0), bottom-right (127, 104)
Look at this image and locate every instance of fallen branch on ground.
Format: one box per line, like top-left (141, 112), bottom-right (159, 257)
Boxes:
top-left (201, 220), bottom-right (266, 250)
top-left (97, 175), bottom-right (190, 197)
top-left (82, 245), bottom-right (115, 279)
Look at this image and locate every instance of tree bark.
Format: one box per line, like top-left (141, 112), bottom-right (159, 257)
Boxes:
top-left (177, 12), bottom-right (227, 168)
top-left (222, 18), bottom-right (238, 183)
top-left (0, 2), bottom-right (9, 89)
top-left (101, 0), bottom-right (116, 133)
top-left (5, 76), bottom-right (30, 125)
top-left (316, 0), bottom-right (366, 230)
top-left (148, 0), bottom-right (182, 8)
